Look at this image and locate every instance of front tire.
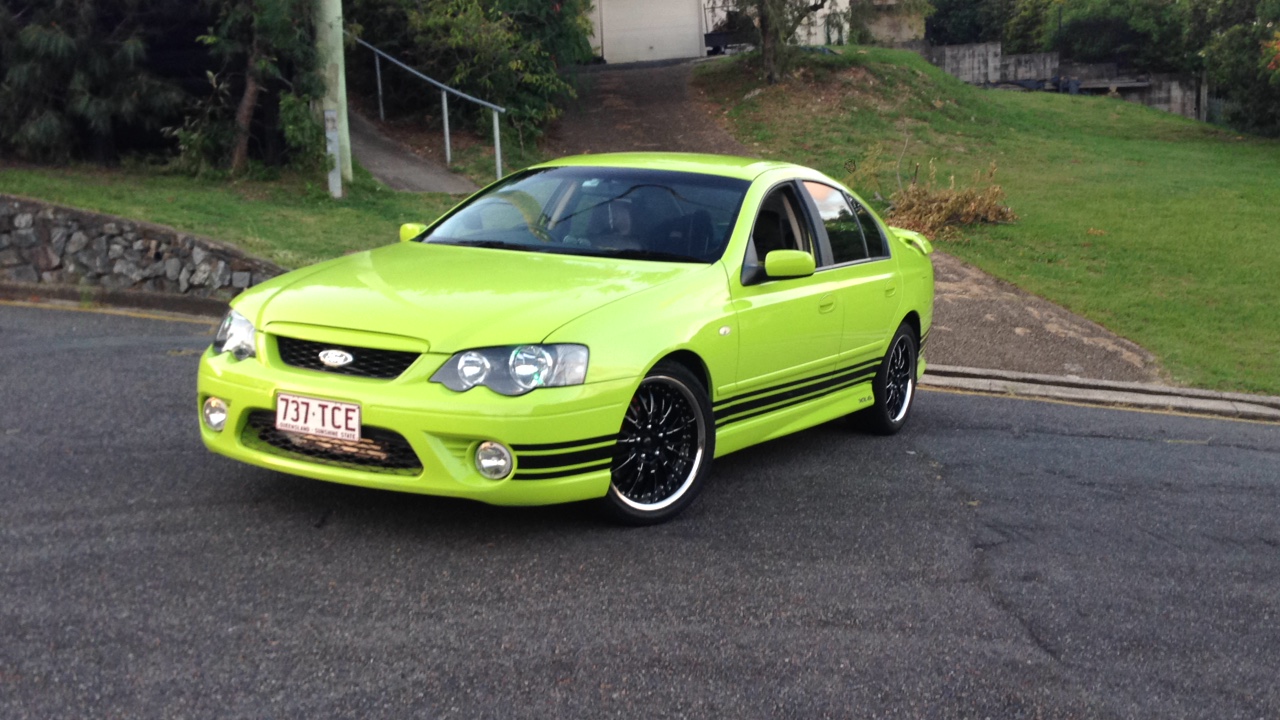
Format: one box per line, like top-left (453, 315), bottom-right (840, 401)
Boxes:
top-left (601, 361), bottom-right (714, 525)
top-left (857, 323), bottom-right (918, 435)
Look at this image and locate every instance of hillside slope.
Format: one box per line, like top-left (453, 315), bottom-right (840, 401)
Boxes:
top-left (694, 49), bottom-right (1280, 395)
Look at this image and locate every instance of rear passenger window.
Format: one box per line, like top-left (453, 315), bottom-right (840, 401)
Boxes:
top-left (853, 198), bottom-right (889, 258)
top-left (802, 182), bottom-right (867, 265)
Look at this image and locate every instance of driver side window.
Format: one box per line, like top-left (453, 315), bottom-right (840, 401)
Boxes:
top-left (742, 184), bottom-right (814, 284)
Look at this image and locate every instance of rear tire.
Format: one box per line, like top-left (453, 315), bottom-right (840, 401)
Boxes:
top-left (856, 323), bottom-right (918, 436)
top-left (600, 361), bottom-right (714, 525)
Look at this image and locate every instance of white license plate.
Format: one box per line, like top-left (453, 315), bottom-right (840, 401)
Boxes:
top-left (275, 393), bottom-right (361, 442)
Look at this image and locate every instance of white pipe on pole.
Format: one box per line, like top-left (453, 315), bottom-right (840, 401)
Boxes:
top-left (375, 54), bottom-right (385, 122)
top-left (442, 91), bottom-right (451, 166)
top-left (315, 0), bottom-right (352, 196)
top-left (492, 109), bottom-right (502, 180)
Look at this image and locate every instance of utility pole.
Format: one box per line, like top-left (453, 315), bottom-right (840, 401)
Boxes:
top-left (315, 0), bottom-right (352, 198)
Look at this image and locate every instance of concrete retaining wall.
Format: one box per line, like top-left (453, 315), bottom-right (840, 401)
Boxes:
top-left (1000, 52), bottom-right (1058, 82)
top-left (930, 43), bottom-right (1201, 120)
top-left (930, 42), bottom-right (1003, 85)
top-left (0, 195), bottom-right (283, 301)
top-left (1131, 74), bottom-right (1199, 119)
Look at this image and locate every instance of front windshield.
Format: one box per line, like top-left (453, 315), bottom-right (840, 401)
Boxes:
top-left (423, 166), bottom-right (751, 263)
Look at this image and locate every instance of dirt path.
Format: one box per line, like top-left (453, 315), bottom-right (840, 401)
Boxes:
top-left (546, 61), bottom-right (750, 157)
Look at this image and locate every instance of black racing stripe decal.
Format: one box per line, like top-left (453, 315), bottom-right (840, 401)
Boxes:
top-left (515, 443), bottom-right (616, 470)
top-left (713, 358), bottom-right (881, 411)
top-left (714, 359), bottom-right (880, 419)
top-left (510, 434), bottom-right (617, 452)
top-left (513, 459), bottom-right (612, 481)
top-left (717, 371), bottom-right (876, 428)
top-left (716, 361), bottom-right (875, 412)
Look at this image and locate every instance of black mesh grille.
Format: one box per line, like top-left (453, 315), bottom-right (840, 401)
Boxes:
top-left (276, 336), bottom-right (419, 379)
top-left (244, 411), bottom-right (423, 473)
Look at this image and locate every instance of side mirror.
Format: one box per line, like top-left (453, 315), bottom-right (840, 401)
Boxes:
top-left (764, 249), bottom-right (815, 279)
top-left (400, 223), bottom-right (429, 243)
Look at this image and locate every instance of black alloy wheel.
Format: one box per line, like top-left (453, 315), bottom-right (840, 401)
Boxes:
top-left (602, 361), bottom-right (714, 525)
top-left (857, 323), bottom-right (918, 435)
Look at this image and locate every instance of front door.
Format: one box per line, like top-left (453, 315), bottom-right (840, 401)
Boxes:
top-left (728, 183), bottom-right (843, 402)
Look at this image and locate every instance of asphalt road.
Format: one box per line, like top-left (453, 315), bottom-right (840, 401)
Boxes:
top-left (2, 304), bottom-right (1278, 719)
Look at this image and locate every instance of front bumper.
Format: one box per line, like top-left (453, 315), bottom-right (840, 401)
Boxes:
top-left (197, 347), bottom-right (635, 506)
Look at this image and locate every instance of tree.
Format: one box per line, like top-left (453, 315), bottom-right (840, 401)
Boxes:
top-left (927, 0), bottom-right (1014, 45)
top-left (1188, 0), bottom-right (1280, 134)
top-left (846, 0), bottom-right (933, 46)
top-left (1045, 0), bottom-right (1192, 71)
top-left (200, 0), bottom-right (323, 175)
top-left (1267, 30), bottom-right (1280, 78)
top-left (0, 0), bottom-right (184, 162)
top-left (346, 0), bottom-right (585, 140)
top-left (497, 0), bottom-right (593, 67)
top-left (732, 0), bottom-right (829, 84)
top-left (733, 1), bottom-right (933, 83)
top-left (1002, 0), bottom-right (1053, 54)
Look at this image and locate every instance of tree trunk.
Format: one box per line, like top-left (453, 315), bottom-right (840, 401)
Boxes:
top-left (230, 43), bottom-right (262, 175)
top-left (760, 2), bottom-right (780, 84)
top-left (759, 0), bottom-right (827, 85)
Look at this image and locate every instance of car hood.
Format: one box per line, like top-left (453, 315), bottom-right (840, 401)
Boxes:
top-left (245, 242), bottom-right (700, 352)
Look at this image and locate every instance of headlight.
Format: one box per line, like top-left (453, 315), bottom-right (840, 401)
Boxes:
top-left (431, 344), bottom-right (588, 395)
top-left (213, 309), bottom-right (256, 360)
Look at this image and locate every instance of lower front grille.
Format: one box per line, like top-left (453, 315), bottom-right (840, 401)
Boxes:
top-left (243, 411), bottom-right (423, 474)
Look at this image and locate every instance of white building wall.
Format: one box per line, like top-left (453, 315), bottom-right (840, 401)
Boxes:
top-left (593, 0), bottom-right (706, 64)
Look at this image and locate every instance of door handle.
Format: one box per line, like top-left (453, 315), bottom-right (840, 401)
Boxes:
top-left (818, 294), bottom-right (836, 314)
top-left (884, 282), bottom-right (898, 298)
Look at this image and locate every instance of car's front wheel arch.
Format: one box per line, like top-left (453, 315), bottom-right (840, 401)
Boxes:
top-left (654, 349), bottom-right (712, 396)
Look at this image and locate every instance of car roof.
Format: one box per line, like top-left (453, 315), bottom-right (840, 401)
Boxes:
top-left (536, 152), bottom-right (803, 182)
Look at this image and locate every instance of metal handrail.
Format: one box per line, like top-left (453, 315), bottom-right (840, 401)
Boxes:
top-left (349, 35), bottom-right (507, 179)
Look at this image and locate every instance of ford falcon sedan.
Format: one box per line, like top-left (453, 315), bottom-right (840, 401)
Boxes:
top-left (198, 153), bottom-right (935, 524)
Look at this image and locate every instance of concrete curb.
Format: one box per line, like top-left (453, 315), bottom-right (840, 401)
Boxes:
top-left (4, 279), bottom-right (1277, 424)
top-left (0, 280), bottom-right (228, 318)
top-left (922, 365), bottom-right (1280, 423)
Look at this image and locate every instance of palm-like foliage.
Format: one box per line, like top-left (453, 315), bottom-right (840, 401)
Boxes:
top-left (0, 0), bottom-right (184, 162)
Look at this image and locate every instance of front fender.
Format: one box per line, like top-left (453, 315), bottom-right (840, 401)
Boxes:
top-left (544, 263), bottom-right (737, 399)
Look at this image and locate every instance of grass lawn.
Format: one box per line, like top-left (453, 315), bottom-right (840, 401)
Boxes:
top-left (0, 164), bottom-right (462, 269)
top-left (695, 48), bottom-right (1280, 396)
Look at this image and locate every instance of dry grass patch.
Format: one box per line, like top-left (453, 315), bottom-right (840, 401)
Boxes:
top-left (886, 162), bottom-right (1018, 240)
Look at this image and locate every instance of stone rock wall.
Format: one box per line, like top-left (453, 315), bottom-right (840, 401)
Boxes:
top-left (0, 195), bottom-right (283, 299)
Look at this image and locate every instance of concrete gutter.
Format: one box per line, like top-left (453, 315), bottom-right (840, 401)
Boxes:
top-left (922, 364), bottom-right (1280, 423)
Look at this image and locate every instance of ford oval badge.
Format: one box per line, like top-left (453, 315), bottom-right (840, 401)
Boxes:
top-left (318, 349), bottom-right (354, 368)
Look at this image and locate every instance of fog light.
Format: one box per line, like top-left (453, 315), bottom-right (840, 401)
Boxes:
top-left (203, 397), bottom-right (228, 432)
top-left (474, 441), bottom-right (513, 480)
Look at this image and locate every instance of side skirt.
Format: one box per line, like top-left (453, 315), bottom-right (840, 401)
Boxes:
top-left (713, 379), bottom-right (876, 457)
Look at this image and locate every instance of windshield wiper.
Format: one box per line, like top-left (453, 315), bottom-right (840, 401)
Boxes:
top-left (434, 239), bottom-right (545, 252)
top-left (598, 249), bottom-right (702, 263)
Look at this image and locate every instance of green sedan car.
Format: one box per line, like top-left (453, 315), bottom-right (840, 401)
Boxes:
top-left (198, 153), bottom-right (934, 524)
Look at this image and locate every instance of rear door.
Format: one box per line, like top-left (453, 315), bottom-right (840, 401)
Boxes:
top-left (799, 181), bottom-right (902, 369)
